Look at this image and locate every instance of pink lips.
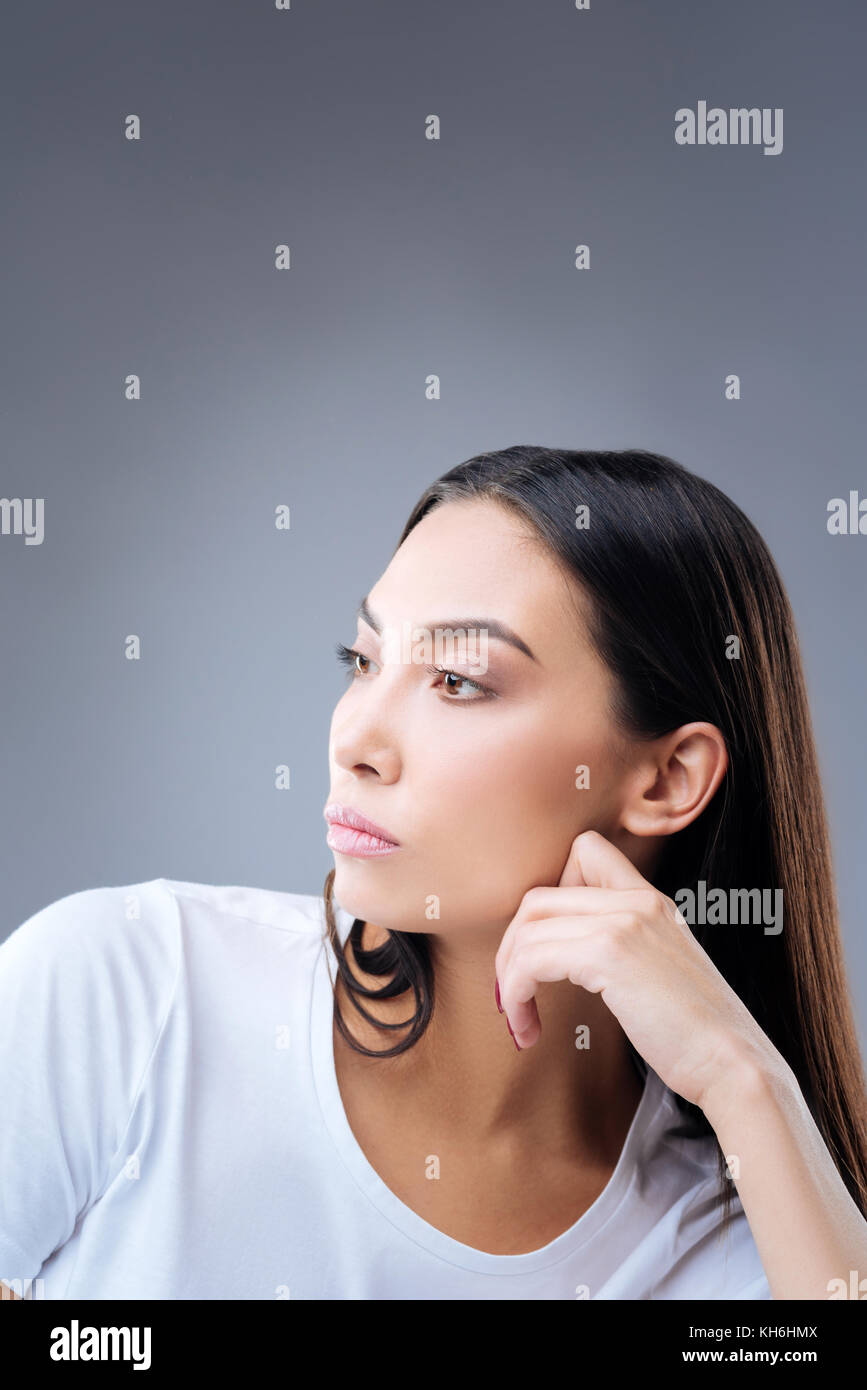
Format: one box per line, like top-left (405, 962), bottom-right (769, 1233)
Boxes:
top-left (323, 802), bottom-right (401, 858)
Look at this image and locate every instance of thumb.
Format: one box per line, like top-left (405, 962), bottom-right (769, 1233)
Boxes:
top-left (558, 833), bottom-right (589, 888)
top-left (558, 829), bottom-right (651, 891)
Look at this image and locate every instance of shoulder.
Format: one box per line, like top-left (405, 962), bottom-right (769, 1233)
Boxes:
top-left (0, 876), bottom-right (334, 1286)
top-left (2, 877), bottom-right (330, 958)
top-left (0, 880), bottom-right (186, 1065)
top-left (1, 878), bottom-right (181, 986)
top-left (154, 878), bottom-right (329, 940)
top-left (0, 877), bottom-right (331, 1018)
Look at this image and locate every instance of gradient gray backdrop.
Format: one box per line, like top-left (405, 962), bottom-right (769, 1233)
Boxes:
top-left (2, 0), bottom-right (865, 1047)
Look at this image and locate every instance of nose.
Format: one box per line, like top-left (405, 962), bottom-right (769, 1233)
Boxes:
top-left (329, 675), bottom-right (402, 784)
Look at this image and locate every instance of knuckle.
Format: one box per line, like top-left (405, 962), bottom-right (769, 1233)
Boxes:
top-left (633, 895), bottom-right (661, 917)
top-left (625, 888), bottom-right (662, 921)
top-left (510, 942), bottom-right (528, 974)
top-left (616, 911), bottom-right (642, 937)
top-left (605, 918), bottom-right (626, 948)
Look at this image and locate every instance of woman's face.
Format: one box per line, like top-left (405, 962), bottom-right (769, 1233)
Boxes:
top-left (325, 498), bottom-right (638, 944)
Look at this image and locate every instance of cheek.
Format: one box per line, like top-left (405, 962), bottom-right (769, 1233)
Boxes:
top-left (427, 716), bottom-right (615, 884)
top-left (435, 707), bottom-right (609, 803)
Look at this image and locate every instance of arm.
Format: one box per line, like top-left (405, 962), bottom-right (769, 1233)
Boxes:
top-left (703, 1051), bottom-right (867, 1301)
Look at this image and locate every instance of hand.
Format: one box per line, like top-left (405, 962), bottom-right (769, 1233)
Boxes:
top-left (494, 830), bottom-right (784, 1112)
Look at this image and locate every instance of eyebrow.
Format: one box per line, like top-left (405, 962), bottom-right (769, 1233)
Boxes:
top-left (356, 596), bottom-right (537, 662)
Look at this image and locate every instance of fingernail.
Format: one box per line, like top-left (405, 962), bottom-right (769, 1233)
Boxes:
top-left (506, 1018), bottom-right (521, 1052)
top-left (495, 977), bottom-right (504, 1013)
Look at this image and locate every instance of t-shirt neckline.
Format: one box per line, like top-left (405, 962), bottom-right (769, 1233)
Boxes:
top-left (310, 901), bottom-right (673, 1276)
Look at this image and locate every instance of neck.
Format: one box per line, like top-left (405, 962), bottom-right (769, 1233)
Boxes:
top-left (333, 919), bottom-right (645, 1165)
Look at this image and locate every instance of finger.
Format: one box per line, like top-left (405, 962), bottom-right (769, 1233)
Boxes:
top-left (500, 931), bottom-right (609, 1044)
top-left (495, 882), bottom-right (670, 992)
top-left (494, 831), bottom-right (661, 1019)
top-left (516, 885), bottom-right (667, 926)
top-left (496, 916), bottom-right (601, 997)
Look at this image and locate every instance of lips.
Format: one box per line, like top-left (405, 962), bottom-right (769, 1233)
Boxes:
top-left (323, 802), bottom-right (401, 856)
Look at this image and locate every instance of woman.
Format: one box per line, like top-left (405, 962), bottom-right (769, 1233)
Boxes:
top-left (2, 444), bottom-right (866, 1300)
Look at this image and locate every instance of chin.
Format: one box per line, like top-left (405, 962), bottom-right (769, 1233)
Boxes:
top-left (331, 859), bottom-right (389, 914)
top-left (331, 862), bottom-right (428, 935)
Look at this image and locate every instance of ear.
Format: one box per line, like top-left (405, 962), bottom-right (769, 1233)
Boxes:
top-left (619, 722), bottom-right (728, 837)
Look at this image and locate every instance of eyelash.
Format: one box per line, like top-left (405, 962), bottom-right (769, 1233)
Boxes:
top-left (334, 642), bottom-right (495, 702)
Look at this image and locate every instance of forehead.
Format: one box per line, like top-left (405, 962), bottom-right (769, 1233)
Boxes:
top-left (368, 499), bottom-right (590, 662)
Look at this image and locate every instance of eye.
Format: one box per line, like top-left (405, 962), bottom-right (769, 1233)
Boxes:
top-left (333, 642), bottom-right (494, 702)
top-left (423, 664), bottom-right (491, 701)
top-left (334, 642), bottom-right (376, 677)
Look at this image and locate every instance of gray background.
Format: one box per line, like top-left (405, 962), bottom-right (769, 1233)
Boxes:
top-left (2, 0), bottom-right (865, 1044)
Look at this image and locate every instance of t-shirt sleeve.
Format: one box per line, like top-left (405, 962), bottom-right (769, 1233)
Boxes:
top-left (0, 880), bottom-right (179, 1288)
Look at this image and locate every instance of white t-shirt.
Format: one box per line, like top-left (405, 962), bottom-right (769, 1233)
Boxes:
top-left (0, 877), bottom-right (772, 1300)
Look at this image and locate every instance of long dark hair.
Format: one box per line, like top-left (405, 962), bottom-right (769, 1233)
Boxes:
top-left (324, 445), bottom-right (867, 1231)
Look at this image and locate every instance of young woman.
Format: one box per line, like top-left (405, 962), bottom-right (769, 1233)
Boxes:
top-left (2, 445), bottom-right (866, 1301)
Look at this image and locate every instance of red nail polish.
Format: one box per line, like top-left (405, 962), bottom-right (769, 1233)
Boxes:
top-left (495, 978), bottom-right (504, 1013)
top-left (506, 1018), bottom-right (521, 1051)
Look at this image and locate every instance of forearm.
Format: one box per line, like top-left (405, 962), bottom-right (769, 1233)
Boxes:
top-left (702, 1053), bottom-right (867, 1300)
